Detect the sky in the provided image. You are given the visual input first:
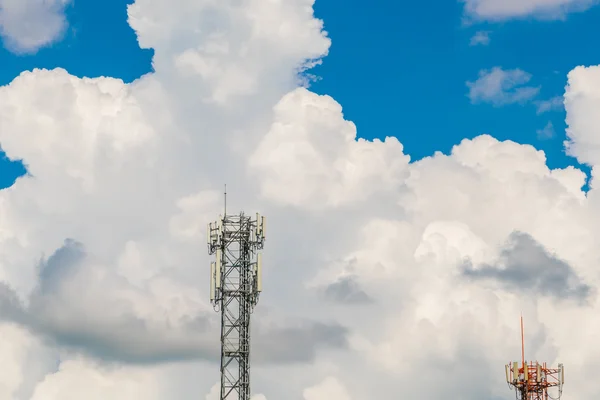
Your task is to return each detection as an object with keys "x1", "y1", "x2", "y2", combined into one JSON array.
[
  {"x1": 1, "y1": 0, "x2": 600, "y2": 399},
  {"x1": 2, "y1": 0, "x2": 600, "y2": 187},
  {"x1": 311, "y1": 0, "x2": 600, "y2": 171}
]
